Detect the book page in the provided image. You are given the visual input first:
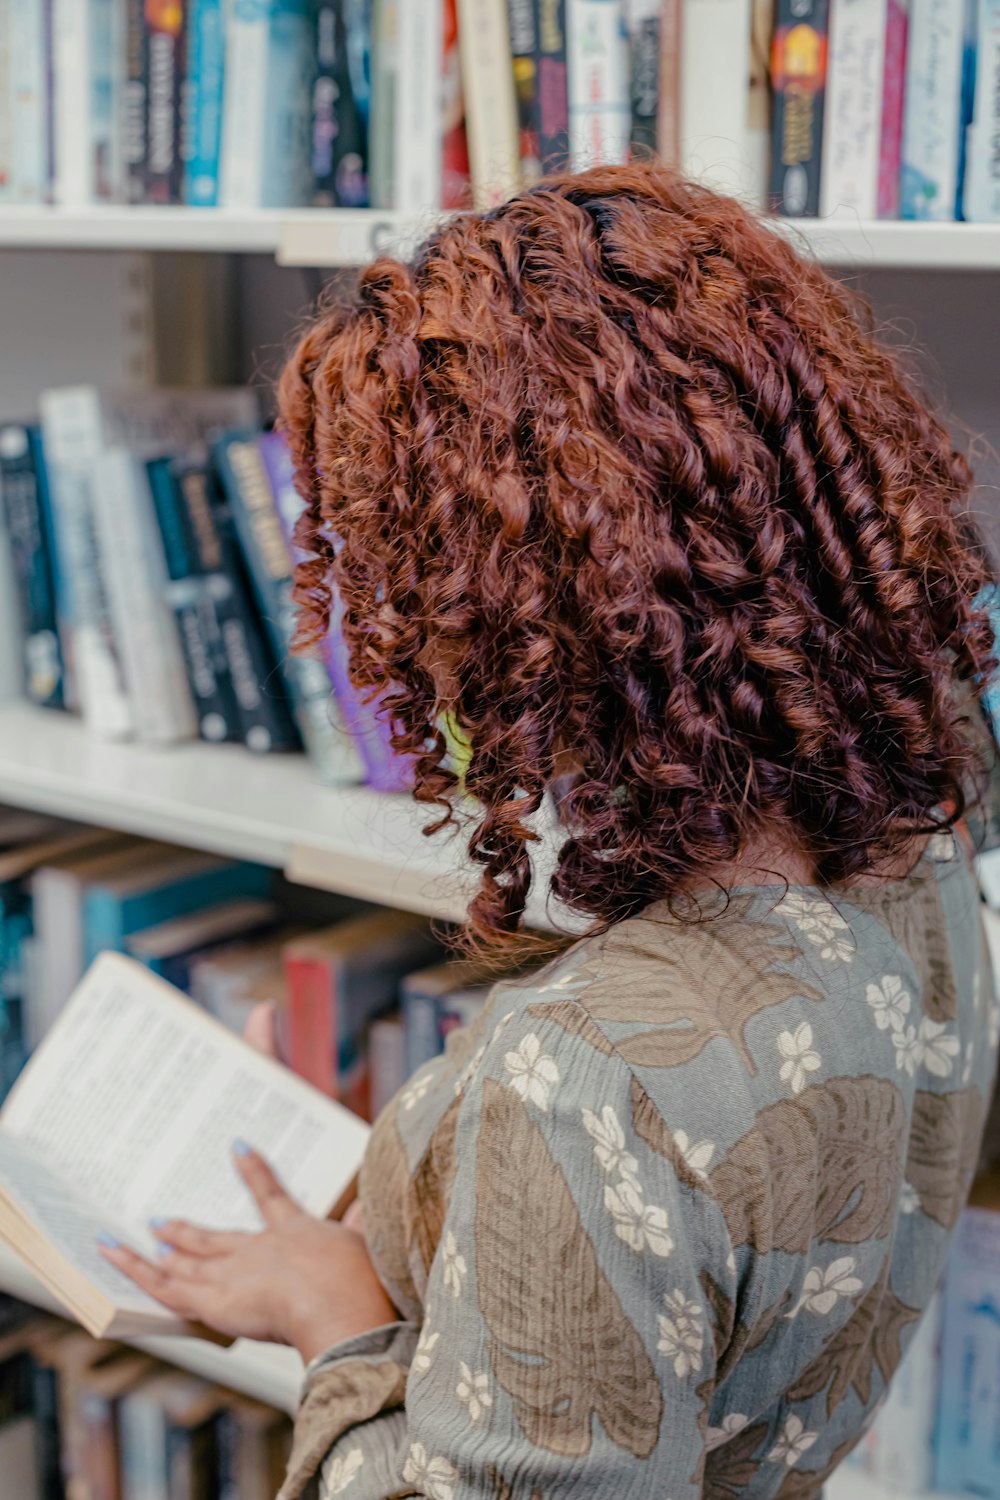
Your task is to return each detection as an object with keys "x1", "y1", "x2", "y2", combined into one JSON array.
[
  {"x1": 0, "y1": 1133, "x2": 166, "y2": 1316},
  {"x1": 1, "y1": 952, "x2": 369, "y2": 1238}
]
